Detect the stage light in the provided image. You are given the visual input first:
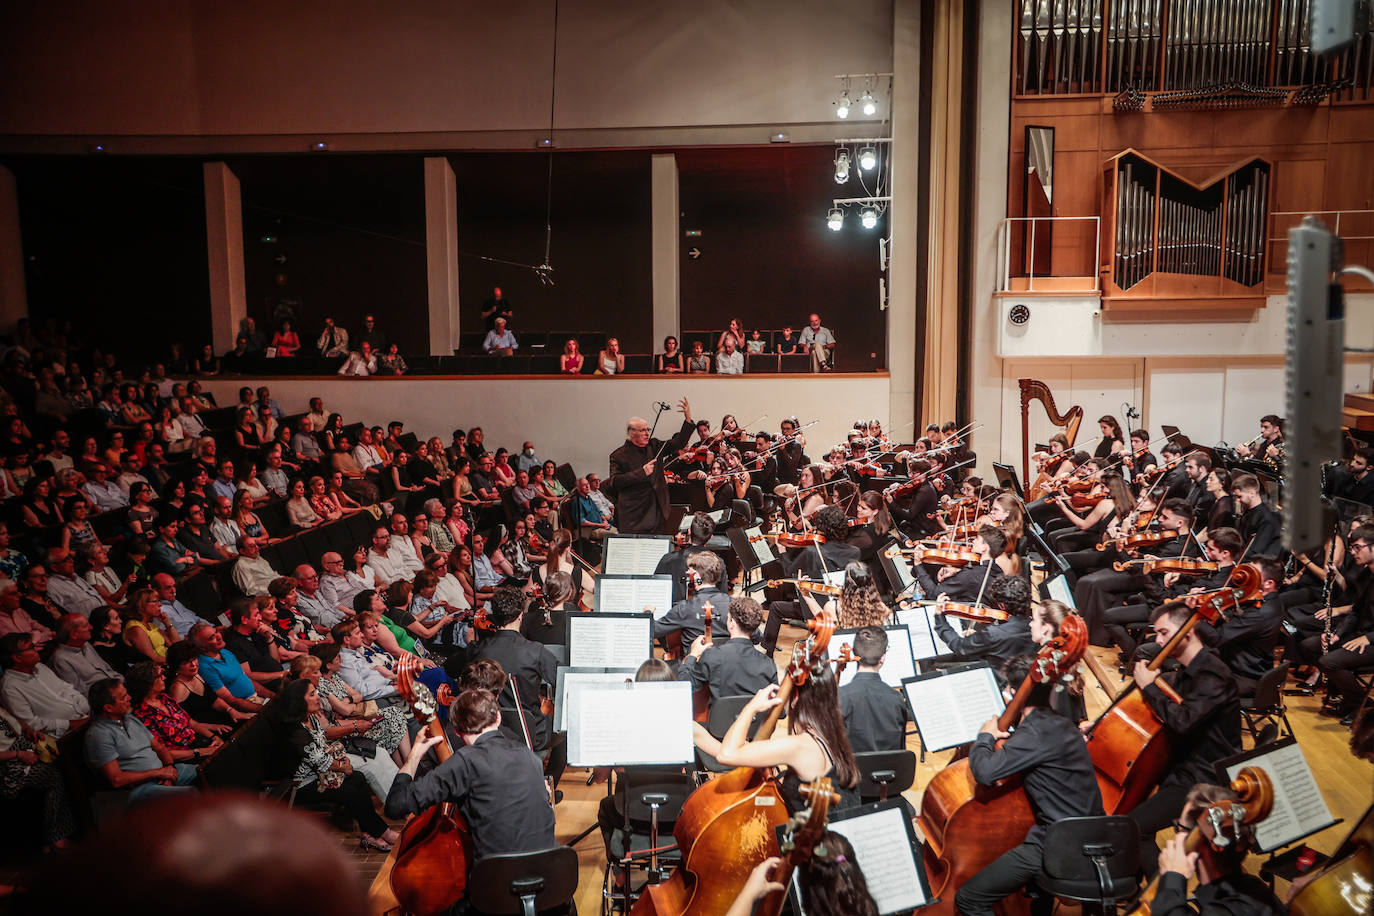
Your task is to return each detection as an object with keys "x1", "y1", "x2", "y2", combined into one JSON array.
[
  {"x1": 858, "y1": 147, "x2": 877, "y2": 170},
  {"x1": 834, "y1": 92, "x2": 852, "y2": 119},
  {"x1": 859, "y1": 90, "x2": 877, "y2": 117},
  {"x1": 860, "y1": 207, "x2": 878, "y2": 229},
  {"x1": 834, "y1": 150, "x2": 851, "y2": 184},
  {"x1": 827, "y1": 208, "x2": 844, "y2": 231}
]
